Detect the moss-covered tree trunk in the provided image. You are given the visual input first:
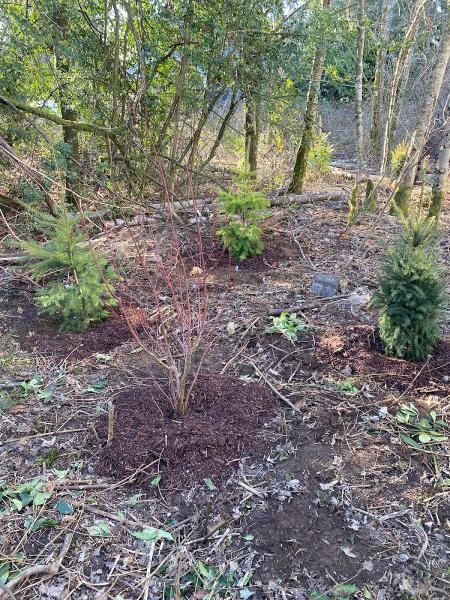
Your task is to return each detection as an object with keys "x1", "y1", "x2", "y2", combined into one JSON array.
[
  {"x1": 244, "y1": 95, "x2": 259, "y2": 175},
  {"x1": 288, "y1": 0, "x2": 329, "y2": 195},
  {"x1": 393, "y1": 11, "x2": 450, "y2": 214},
  {"x1": 428, "y1": 118, "x2": 450, "y2": 220},
  {"x1": 369, "y1": 0, "x2": 391, "y2": 158}
]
